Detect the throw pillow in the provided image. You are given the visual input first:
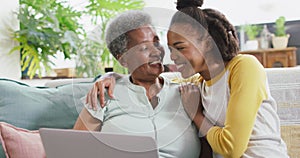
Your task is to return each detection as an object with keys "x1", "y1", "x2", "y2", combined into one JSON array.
[
  {"x1": 0, "y1": 122, "x2": 46, "y2": 158},
  {"x1": 0, "y1": 78, "x2": 93, "y2": 130}
]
